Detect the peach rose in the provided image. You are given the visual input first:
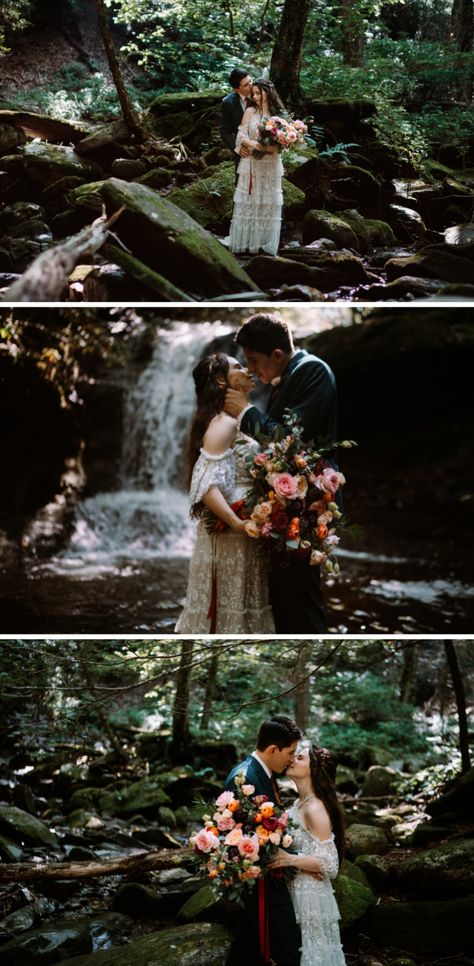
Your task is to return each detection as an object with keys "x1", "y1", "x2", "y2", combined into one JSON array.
[
  {"x1": 256, "y1": 826, "x2": 270, "y2": 842},
  {"x1": 240, "y1": 865, "x2": 261, "y2": 880},
  {"x1": 215, "y1": 791, "x2": 235, "y2": 810},
  {"x1": 238, "y1": 836, "x2": 260, "y2": 862},
  {"x1": 225, "y1": 826, "x2": 244, "y2": 845},
  {"x1": 192, "y1": 829, "x2": 219, "y2": 853},
  {"x1": 260, "y1": 802, "x2": 274, "y2": 817},
  {"x1": 269, "y1": 831, "x2": 282, "y2": 845},
  {"x1": 242, "y1": 784, "x2": 255, "y2": 796},
  {"x1": 296, "y1": 475, "x2": 308, "y2": 498},
  {"x1": 310, "y1": 549, "x2": 326, "y2": 566},
  {"x1": 317, "y1": 511, "x2": 333, "y2": 526},
  {"x1": 245, "y1": 521, "x2": 260, "y2": 539},
  {"x1": 319, "y1": 468, "x2": 346, "y2": 494},
  {"x1": 282, "y1": 833, "x2": 293, "y2": 848}
]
